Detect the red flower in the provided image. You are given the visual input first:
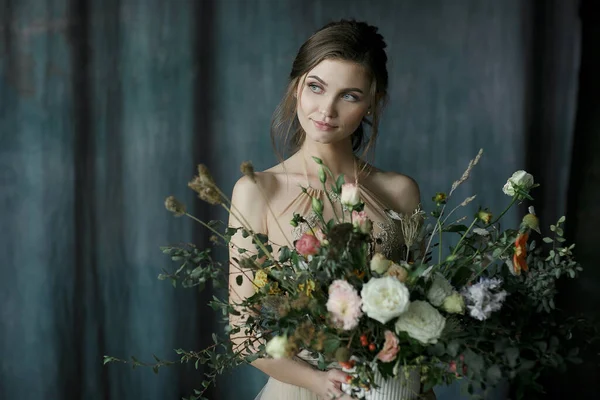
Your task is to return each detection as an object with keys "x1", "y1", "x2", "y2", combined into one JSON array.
[
  {"x1": 513, "y1": 232, "x2": 529, "y2": 275},
  {"x1": 295, "y1": 233, "x2": 320, "y2": 257}
]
